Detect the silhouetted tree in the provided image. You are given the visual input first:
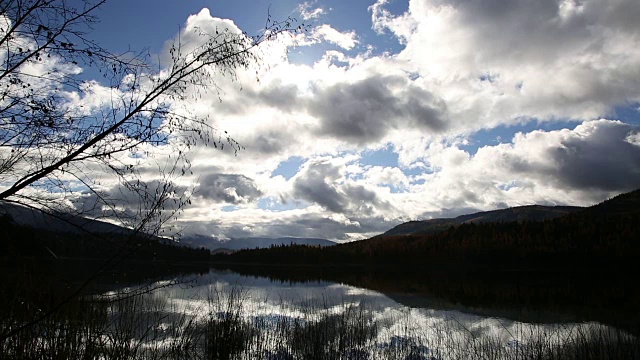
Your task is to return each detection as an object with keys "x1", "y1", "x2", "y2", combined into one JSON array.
[
  {"x1": 0, "y1": 0, "x2": 305, "y2": 342},
  {"x1": 0, "y1": 0, "x2": 303, "y2": 236}
]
